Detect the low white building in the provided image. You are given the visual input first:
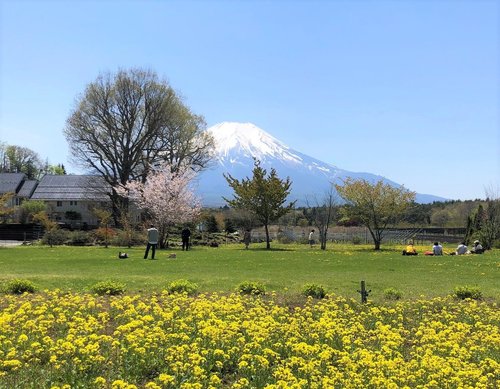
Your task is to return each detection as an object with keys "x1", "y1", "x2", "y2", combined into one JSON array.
[{"x1": 30, "y1": 175, "x2": 112, "y2": 228}]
